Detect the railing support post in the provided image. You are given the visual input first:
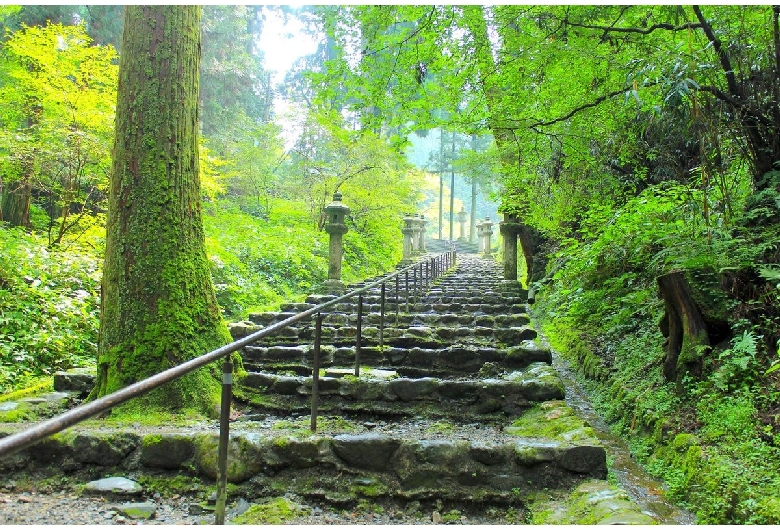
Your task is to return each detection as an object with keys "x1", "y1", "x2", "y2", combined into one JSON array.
[
  {"x1": 395, "y1": 275, "x2": 400, "y2": 327},
  {"x1": 379, "y1": 283, "x2": 386, "y2": 352},
  {"x1": 214, "y1": 356, "x2": 233, "y2": 525},
  {"x1": 405, "y1": 270, "x2": 410, "y2": 313},
  {"x1": 311, "y1": 313, "x2": 323, "y2": 432},
  {"x1": 355, "y1": 295, "x2": 363, "y2": 377}
]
